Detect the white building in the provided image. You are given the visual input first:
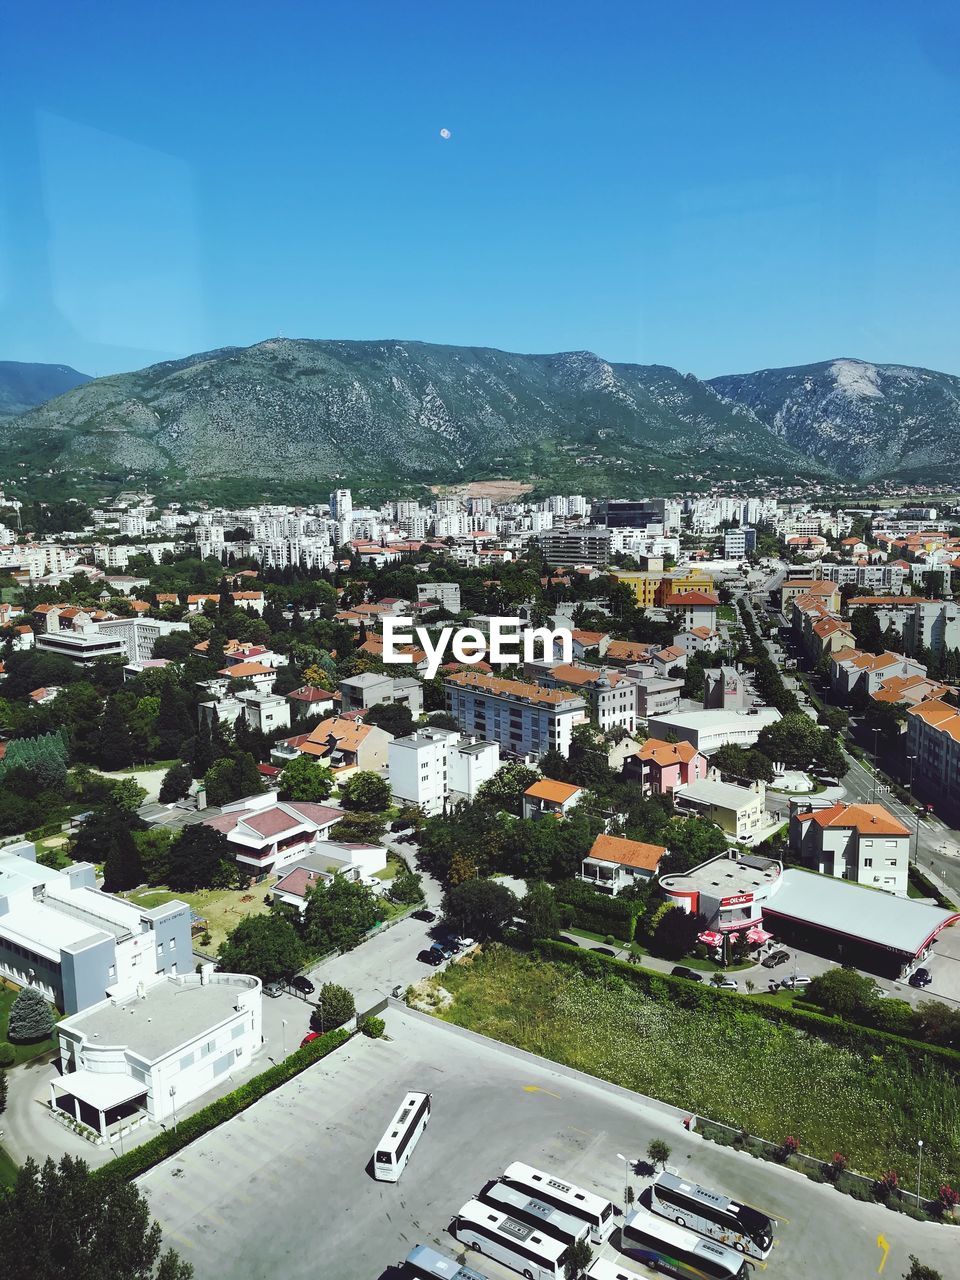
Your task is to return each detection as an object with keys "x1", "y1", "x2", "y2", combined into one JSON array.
[
  {"x1": 673, "y1": 778, "x2": 767, "y2": 843},
  {"x1": 52, "y1": 967, "x2": 262, "y2": 1142},
  {"x1": 646, "y1": 707, "x2": 781, "y2": 753},
  {"x1": 388, "y1": 726, "x2": 501, "y2": 815}
]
